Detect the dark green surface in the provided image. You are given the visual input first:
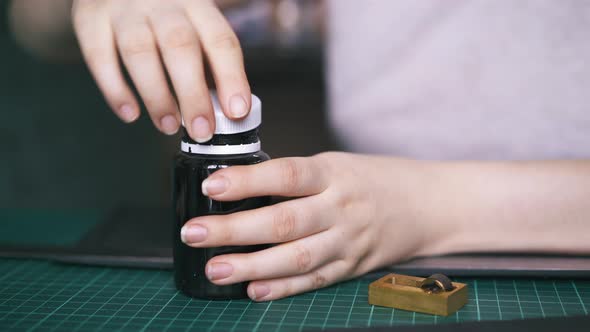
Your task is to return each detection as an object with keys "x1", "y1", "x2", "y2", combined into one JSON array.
[{"x1": 0, "y1": 259, "x2": 589, "y2": 331}]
